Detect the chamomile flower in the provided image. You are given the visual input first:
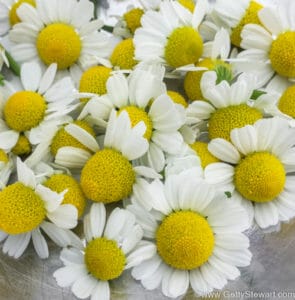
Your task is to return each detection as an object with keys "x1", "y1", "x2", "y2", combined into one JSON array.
[
  {"x1": 206, "y1": 117, "x2": 295, "y2": 229},
  {"x1": 237, "y1": 0, "x2": 295, "y2": 87},
  {"x1": 9, "y1": 0, "x2": 113, "y2": 81},
  {"x1": 54, "y1": 203, "x2": 144, "y2": 300},
  {"x1": 128, "y1": 173, "x2": 251, "y2": 298},
  {"x1": 79, "y1": 67, "x2": 186, "y2": 172},
  {"x1": 0, "y1": 61, "x2": 77, "y2": 155},
  {"x1": 0, "y1": 158, "x2": 79, "y2": 259}
]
